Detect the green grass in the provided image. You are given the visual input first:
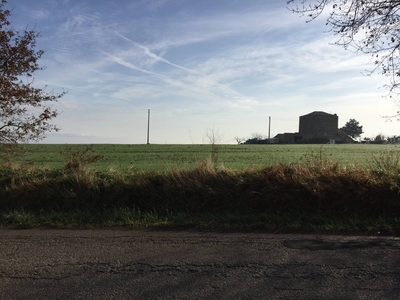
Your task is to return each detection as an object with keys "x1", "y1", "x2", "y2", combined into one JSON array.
[
  {"x1": 1, "y1": 143, "x2": 400, "y2": 235},
  {"x1": 10, "y1": 143, "x2": 400, "y2": 171},
  {"x1": 1, "y1": 209, "x2": 399, "y2": 235}
]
